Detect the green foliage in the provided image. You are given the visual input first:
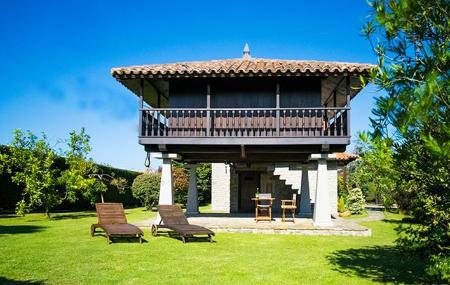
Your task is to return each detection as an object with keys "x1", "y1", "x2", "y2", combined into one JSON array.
[
  {"x1": 363, "y1": 0, "x2": 450, "y2": 264},
  {"x1": 346, "y1": 188, "x2": 365, "y2": 215},
  {"x1": 351, "y1": 132, "x2": 398, "y2": 207},
  {"x1": 337, "y1": 196, "x2": 346, "y2": 213},
  {"x1": 426, "y1": 254, "x2": 450, "y2": 283},
  {"x1": 59, "y1": 128, "x2": 98, "y2": 203},
  {"x1": 196, "y1": 163, "x2": 211, "y2": 204},
  {"x1": 0, "y1": 129, "x2": 133, "y2": 216},
  {"x1": 0, "y1": 130, "x2": 60, "y2": 216},
  {"x1": 173, "y1": 167, "x2": 189, "y2": 205},
  {"x1": 131, "y1": 173, "x2": 160, "y2": 209}
]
